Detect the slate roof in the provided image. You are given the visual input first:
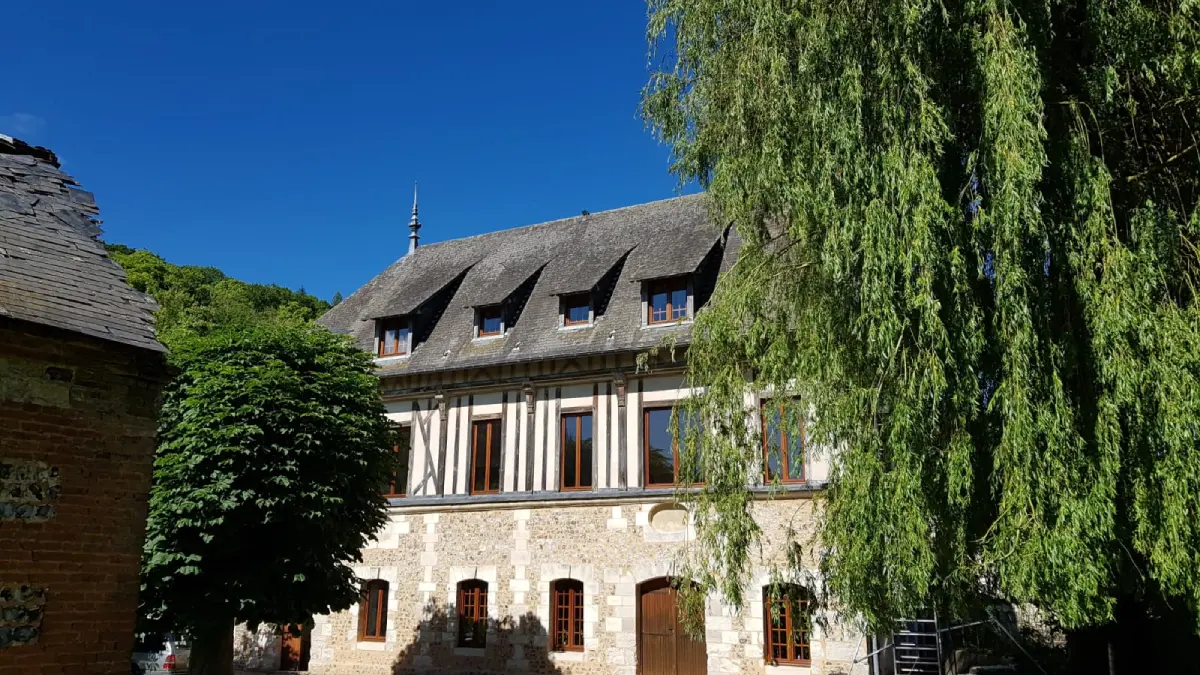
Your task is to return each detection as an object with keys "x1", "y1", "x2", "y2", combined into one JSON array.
[
  {"x1": 0, "y1": 136, "x2": 163, "y2": 352},
  {"x1": 320, "y1": 194, "x2": 738, "y2": 375}
]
